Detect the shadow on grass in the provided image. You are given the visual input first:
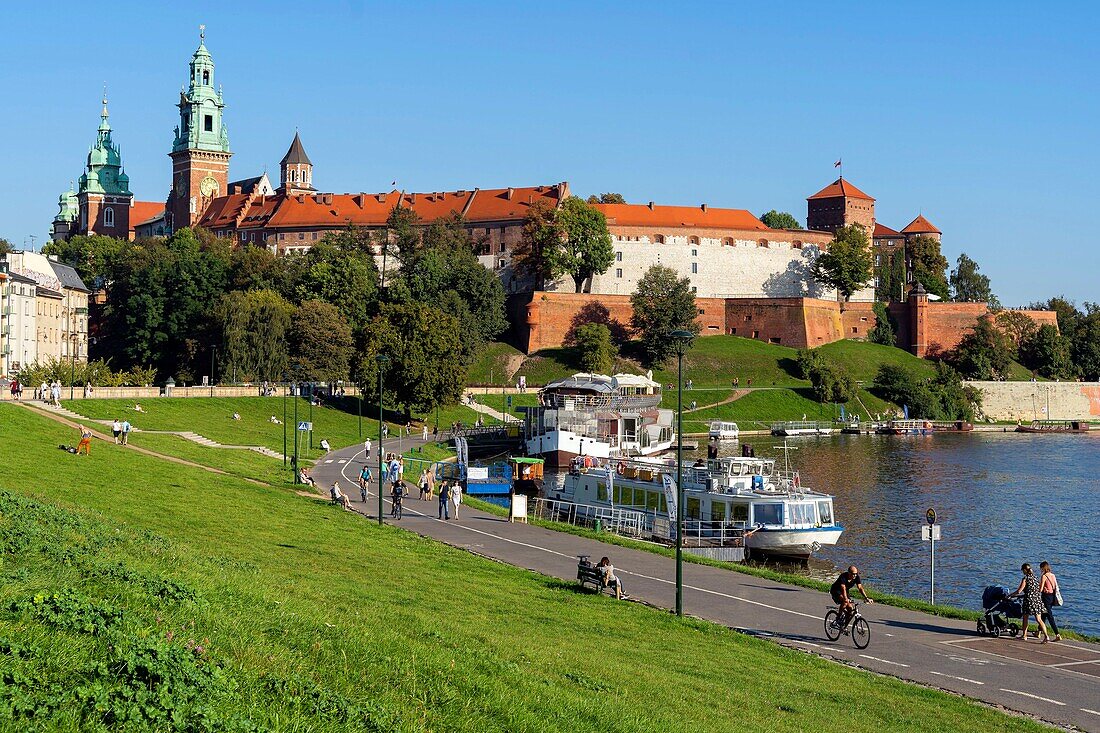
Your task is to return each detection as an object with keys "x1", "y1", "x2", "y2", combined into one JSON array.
[
  {"x1": 543, "y1": 578, "x2": 596, "y2": 596},
  {"x1": 777, "y1": 357, "x2": 803, "y2": 380}
]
